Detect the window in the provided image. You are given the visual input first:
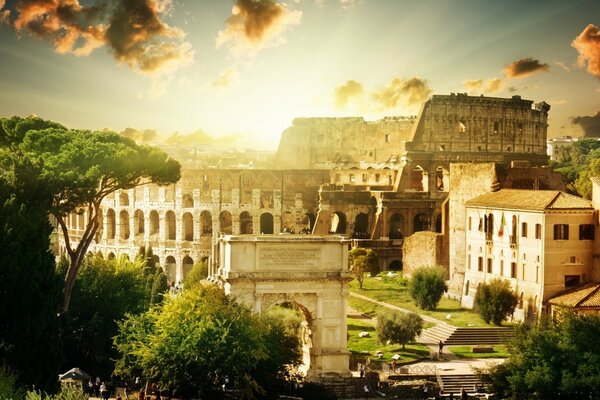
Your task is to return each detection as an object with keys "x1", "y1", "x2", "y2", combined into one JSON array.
[
  {"x1": 522, "y1": 263, "x2": 526, "y2": 280},
  {"x1": 385, "y1": 133, "x2": 391, "y2": 143},
  {"x1": 487, "y1": 258, "x2": 492, "y2": 273},
  {"x1": 554, "y1": 224, "x2": 569, "y2": 240},
  {"x1": 570, "y1": 256, "x2": 577, "y2": 263},
  {"x1": 478, "y1": 257, "x2": 483, "y2": 272},
  {"x1": 511, "y1": 262, "x2": 517, "y2": 278},
  {"x1": 468, "y1": 255, "x2": 472, "y2": 269},
  {"x1": 439, "y1": 145, "x2": 446, "y2": 151},
  {"x1": 500, "y1": 260, "x2": 504, "y2": 276},
  {"x1": 565, "y1": 275, "x2": 580, "y2": 288},
  {"x1": 536, "y1": 266, "x2": 540, "y2": 283},
  {"x1": 349, "y1": 174, "x2": 355, "y2": 183},
  {"x1": 375, "y1": 174, "x2": 380, "y2": 182},
  {"x1": 535, "y1": 223, "x2": 542, "y2": 239},
  {"x1": 468, "y1": 217, "x2": 472, "y2": 231},
  {"x1": 362, "y1": 174, "x2": 368, "y2": 183},
  {"x1": 493, "y1": 121, "x2": 499, "y2": 134},
  {"x1": 579, "y1": 224, "x2": 594, "y2": 240},
  {"x1": 521, "y1": 222, "x2": 528, "y2": 238}
]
